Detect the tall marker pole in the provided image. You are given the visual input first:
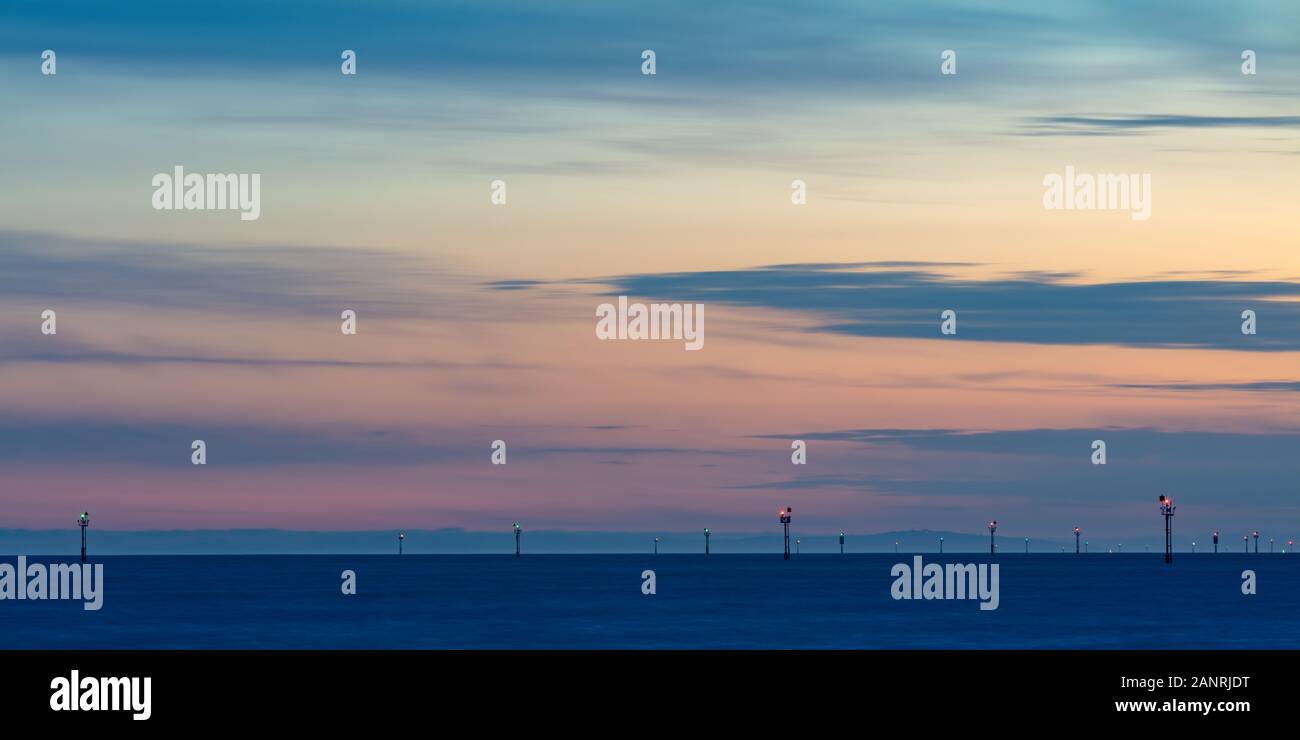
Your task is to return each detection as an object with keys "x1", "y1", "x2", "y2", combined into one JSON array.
[
  {"x1": 78, "y1": 512, "x2": 89, "y2": 563},
  {"x1": 1159, "y1": 495, "x2": 1175, "y2": 564},
  {"x1": 779, "y1": 509, "x2": 792, "y2": 560}
]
